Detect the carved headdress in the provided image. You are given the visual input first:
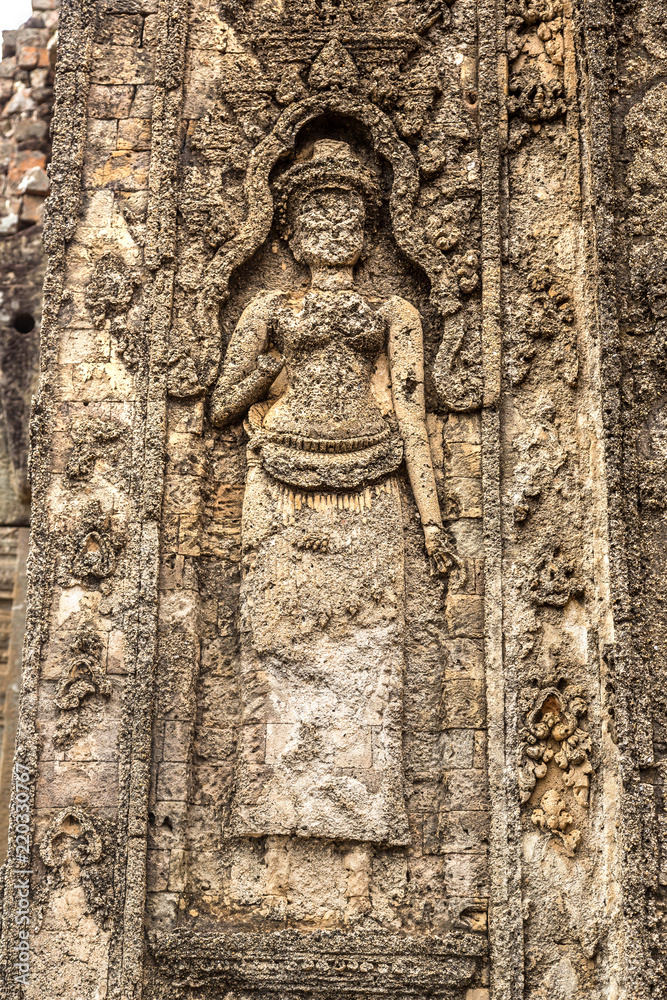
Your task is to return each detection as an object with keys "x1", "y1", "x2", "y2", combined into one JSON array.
[{"x1": 274, "y1": 139, "x2": 379, "y2": 236}]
